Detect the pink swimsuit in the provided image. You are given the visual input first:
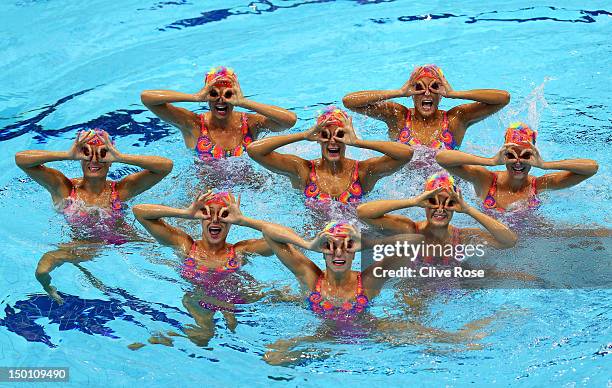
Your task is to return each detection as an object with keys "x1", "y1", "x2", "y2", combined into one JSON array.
[
  {"x1": 195, "y1": 113, "x2": 254, "y2": 160},
  {"x1": 62, "y1": 180, "x2": 127, "y2": 244}
]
